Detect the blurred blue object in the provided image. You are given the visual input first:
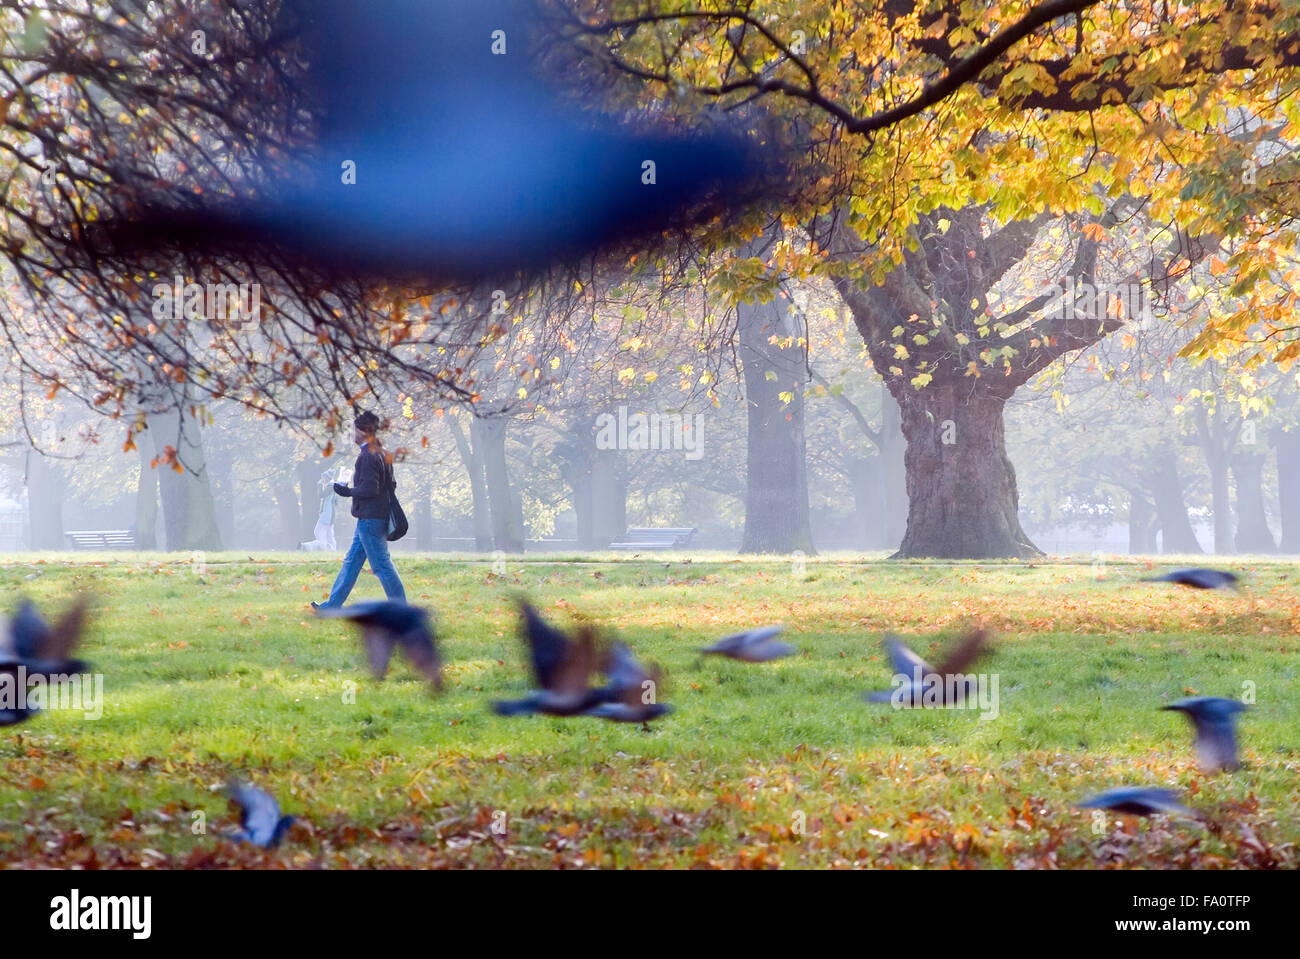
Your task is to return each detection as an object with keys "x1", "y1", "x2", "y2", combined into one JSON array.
[
  {"x1": 1162, "y1": 695, "x2": 1247, "y2": 772},
  {"x1": 1141, "y1": 567, "x2": 1240, "y2": 590},
  {"x1": 104, "y1": 0, "x2": 777, "y2": 281},
  {"x1": 1076, "y1": 787, "x2": 1193, "y2": 818}
]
